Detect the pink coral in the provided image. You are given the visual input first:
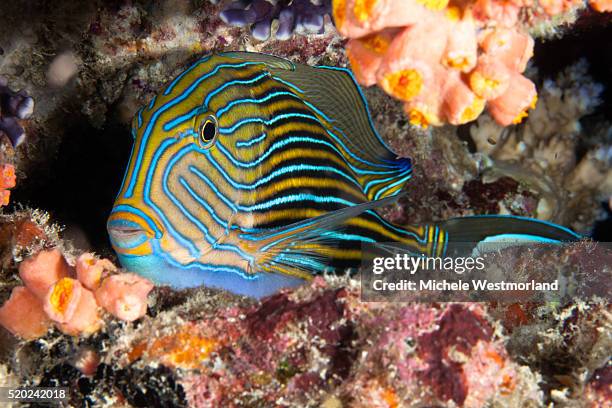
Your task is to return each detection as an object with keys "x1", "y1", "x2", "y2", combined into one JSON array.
[
  {"x1": 19, "y1": 248, "x2": 72, "y2": 299},
  {"x1": 1, "y1": 247, "x2": 154, "y2": 340},
  {"x1": 0, "y1": 286, "x2": 51, "y2": 339},
  {"x1": 44, "y1": 277, "x2": 102, "y2": 335},
  {"x1": 76, "y1": 252, "x2": 117, "y2": 290},
  {"x1": 334, "y1": 0, "x2": 604, "y2": 127},
  {"x1": 488, "y1": 72, "x2": 537, "y2": 126},
  {"x1": 95, "y1": 273, "x2": 153, "y2": 322}
]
